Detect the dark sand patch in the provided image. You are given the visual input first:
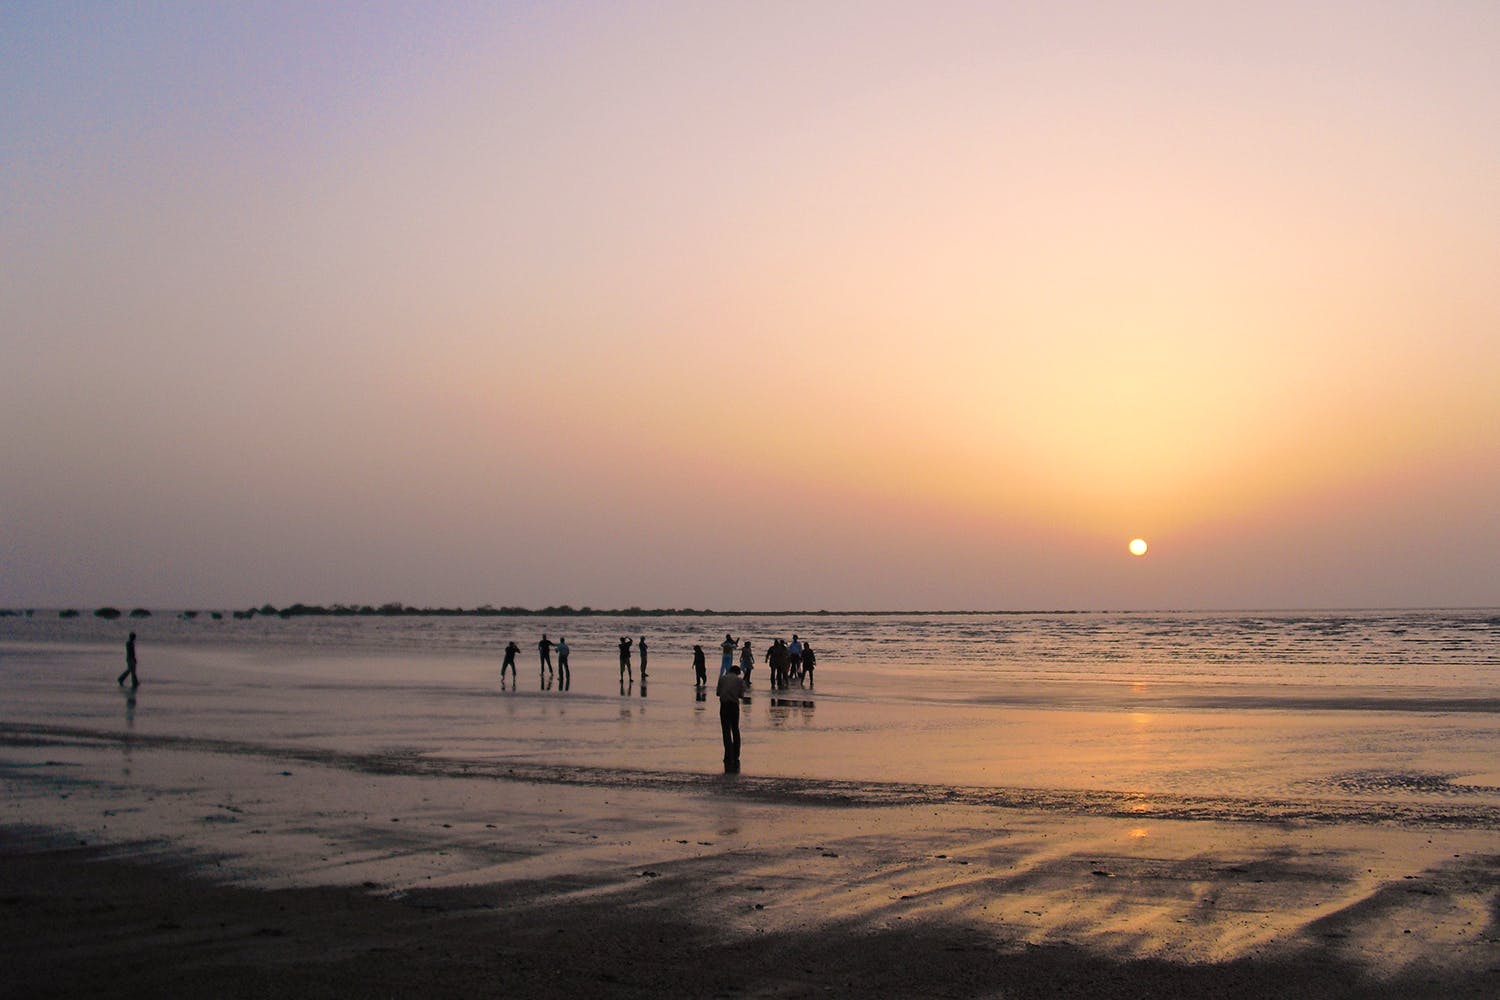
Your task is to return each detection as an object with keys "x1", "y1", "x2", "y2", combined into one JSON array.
[{"x1": 3, "y1": 828, "x2": 1498, "y2": 999}]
